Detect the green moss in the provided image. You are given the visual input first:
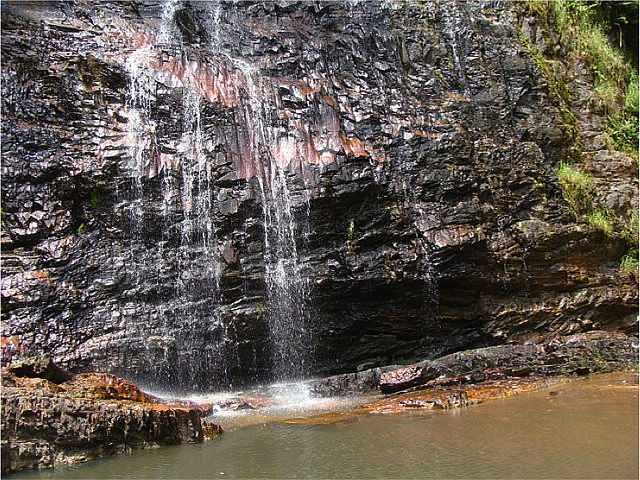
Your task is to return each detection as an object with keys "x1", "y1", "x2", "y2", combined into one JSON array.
[
  {"x1": 518, "y1": 29, "x2": 581, "y2": 158},
  {"x1": 555, "y1": 163, "x2": 594, "y2": 216}
]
